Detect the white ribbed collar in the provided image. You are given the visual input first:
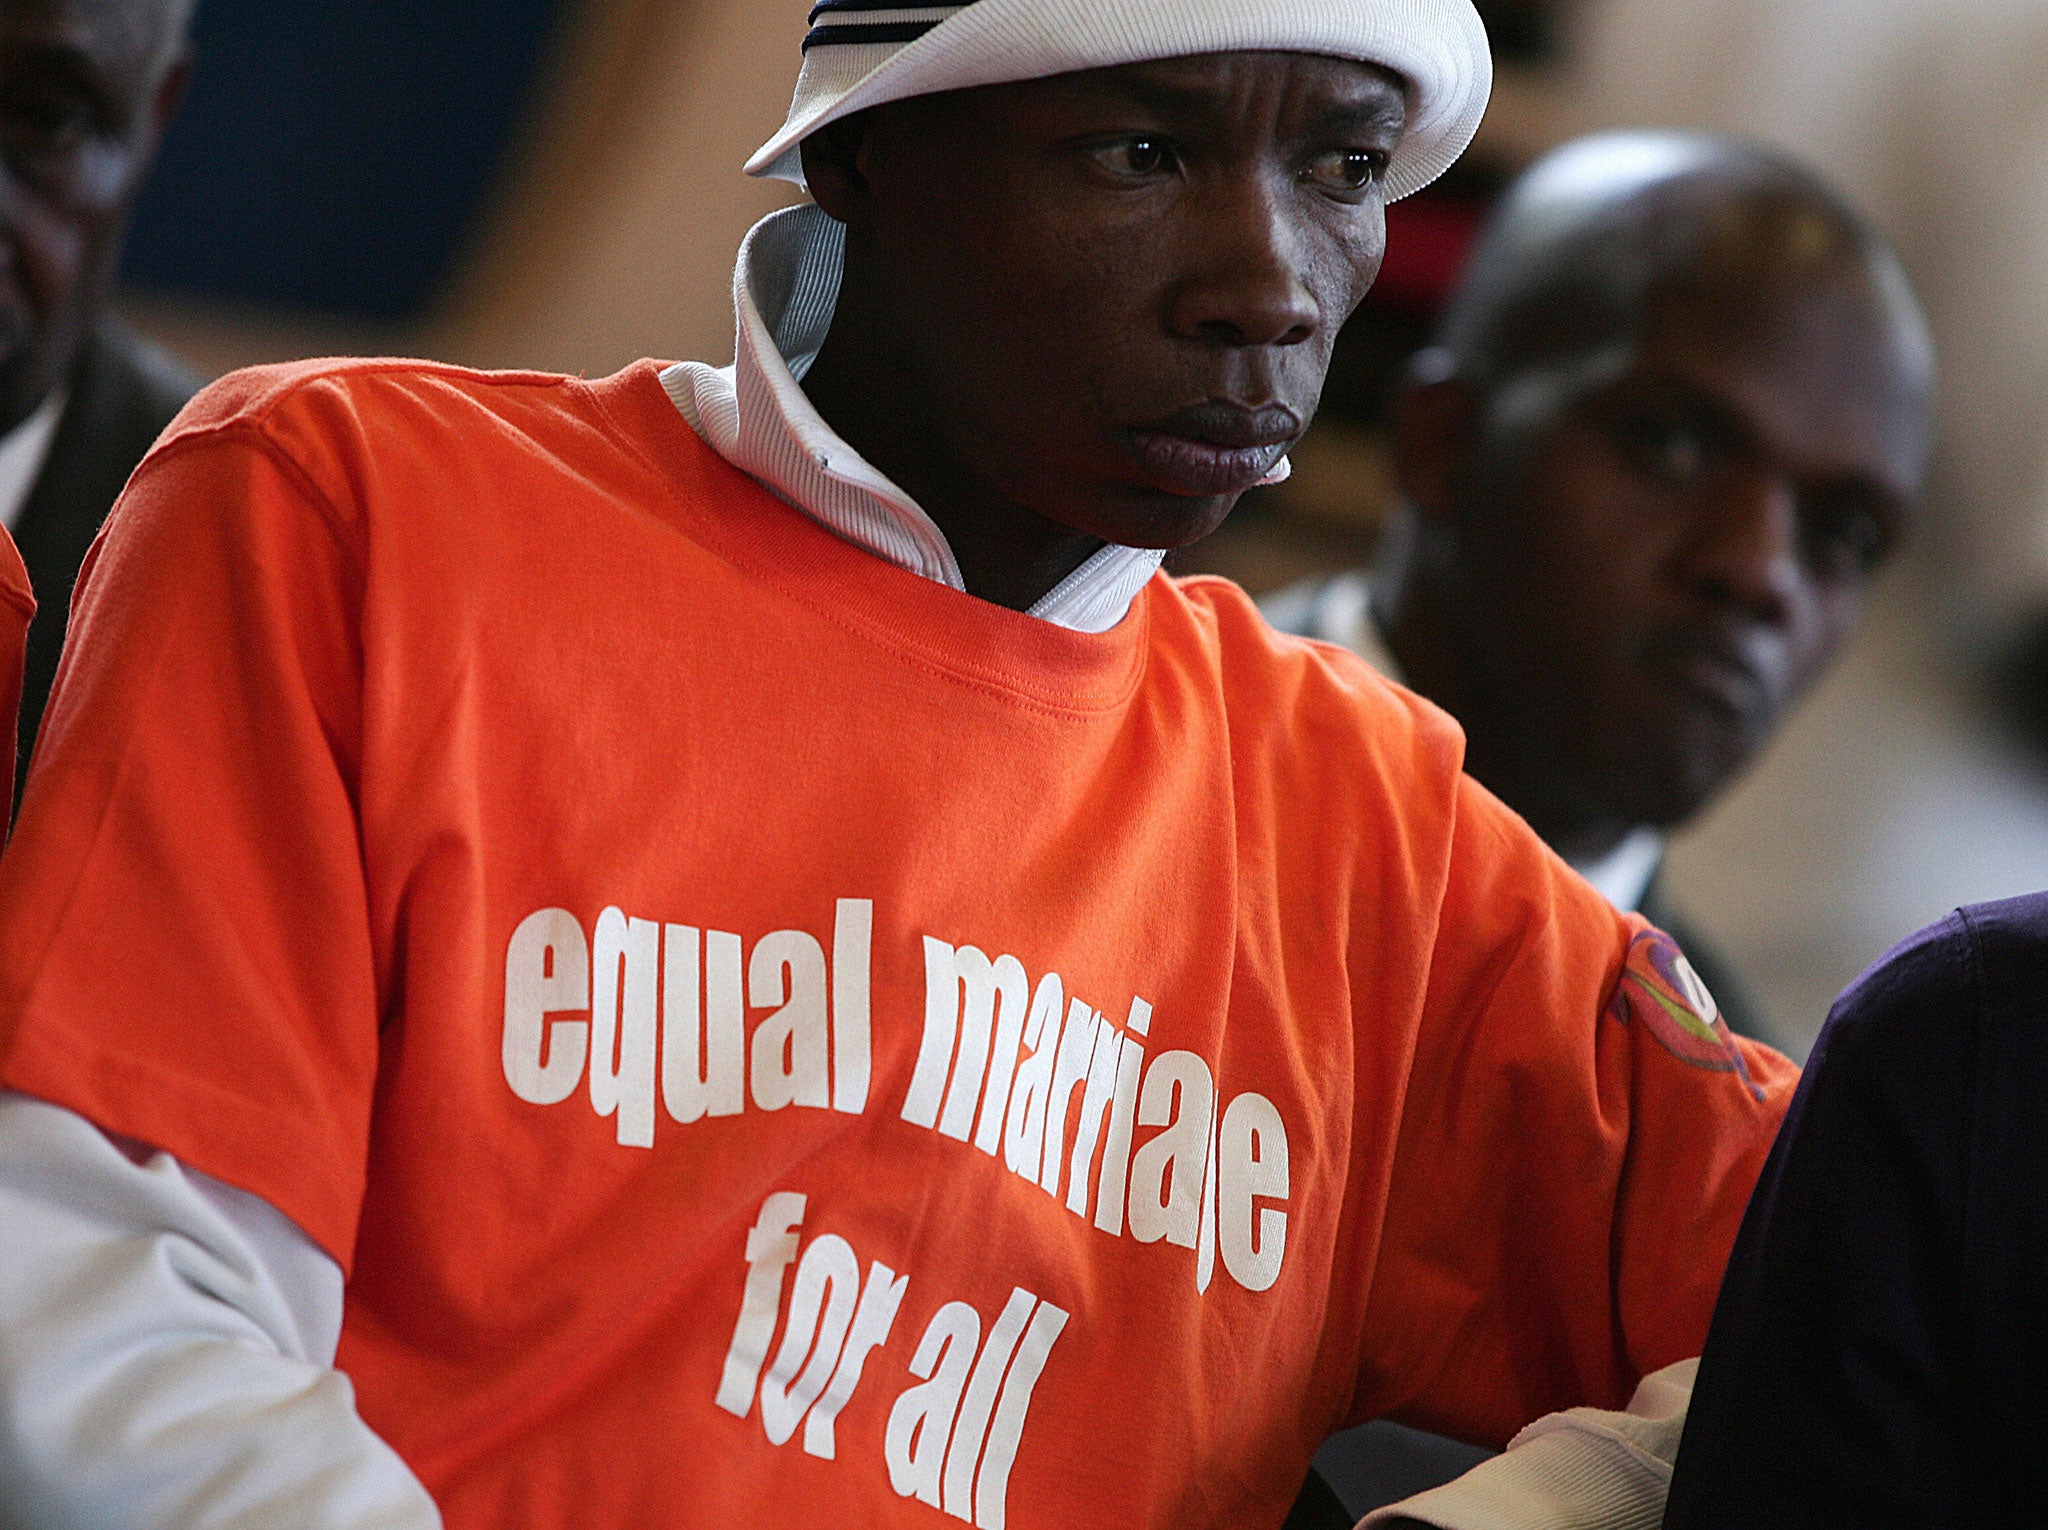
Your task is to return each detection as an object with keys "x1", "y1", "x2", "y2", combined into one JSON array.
[{"x1": 663, "y1": 203, "x2": 1189, "y2": 634}]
